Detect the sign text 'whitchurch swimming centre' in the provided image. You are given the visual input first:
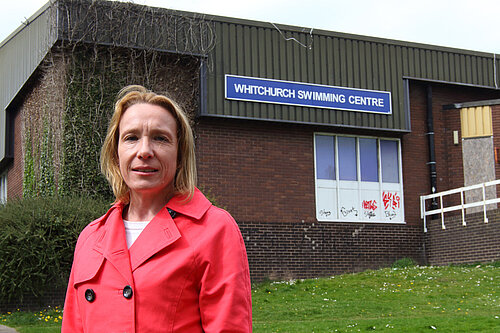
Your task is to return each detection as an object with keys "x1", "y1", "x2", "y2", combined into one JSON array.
[{"x1": 225, "y1": 75, "x2": 392, "y2": 114}]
